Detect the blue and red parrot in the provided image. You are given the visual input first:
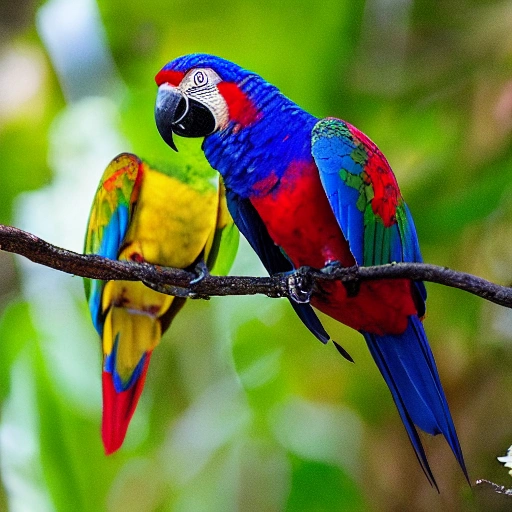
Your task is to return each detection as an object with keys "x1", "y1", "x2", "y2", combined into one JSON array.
[
  {"x1": 153, "y1": 54, "x2": 468, "y2": 486},
  {"x1": 84, "y1": 151, "x2": 238, "y2": 454}
]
